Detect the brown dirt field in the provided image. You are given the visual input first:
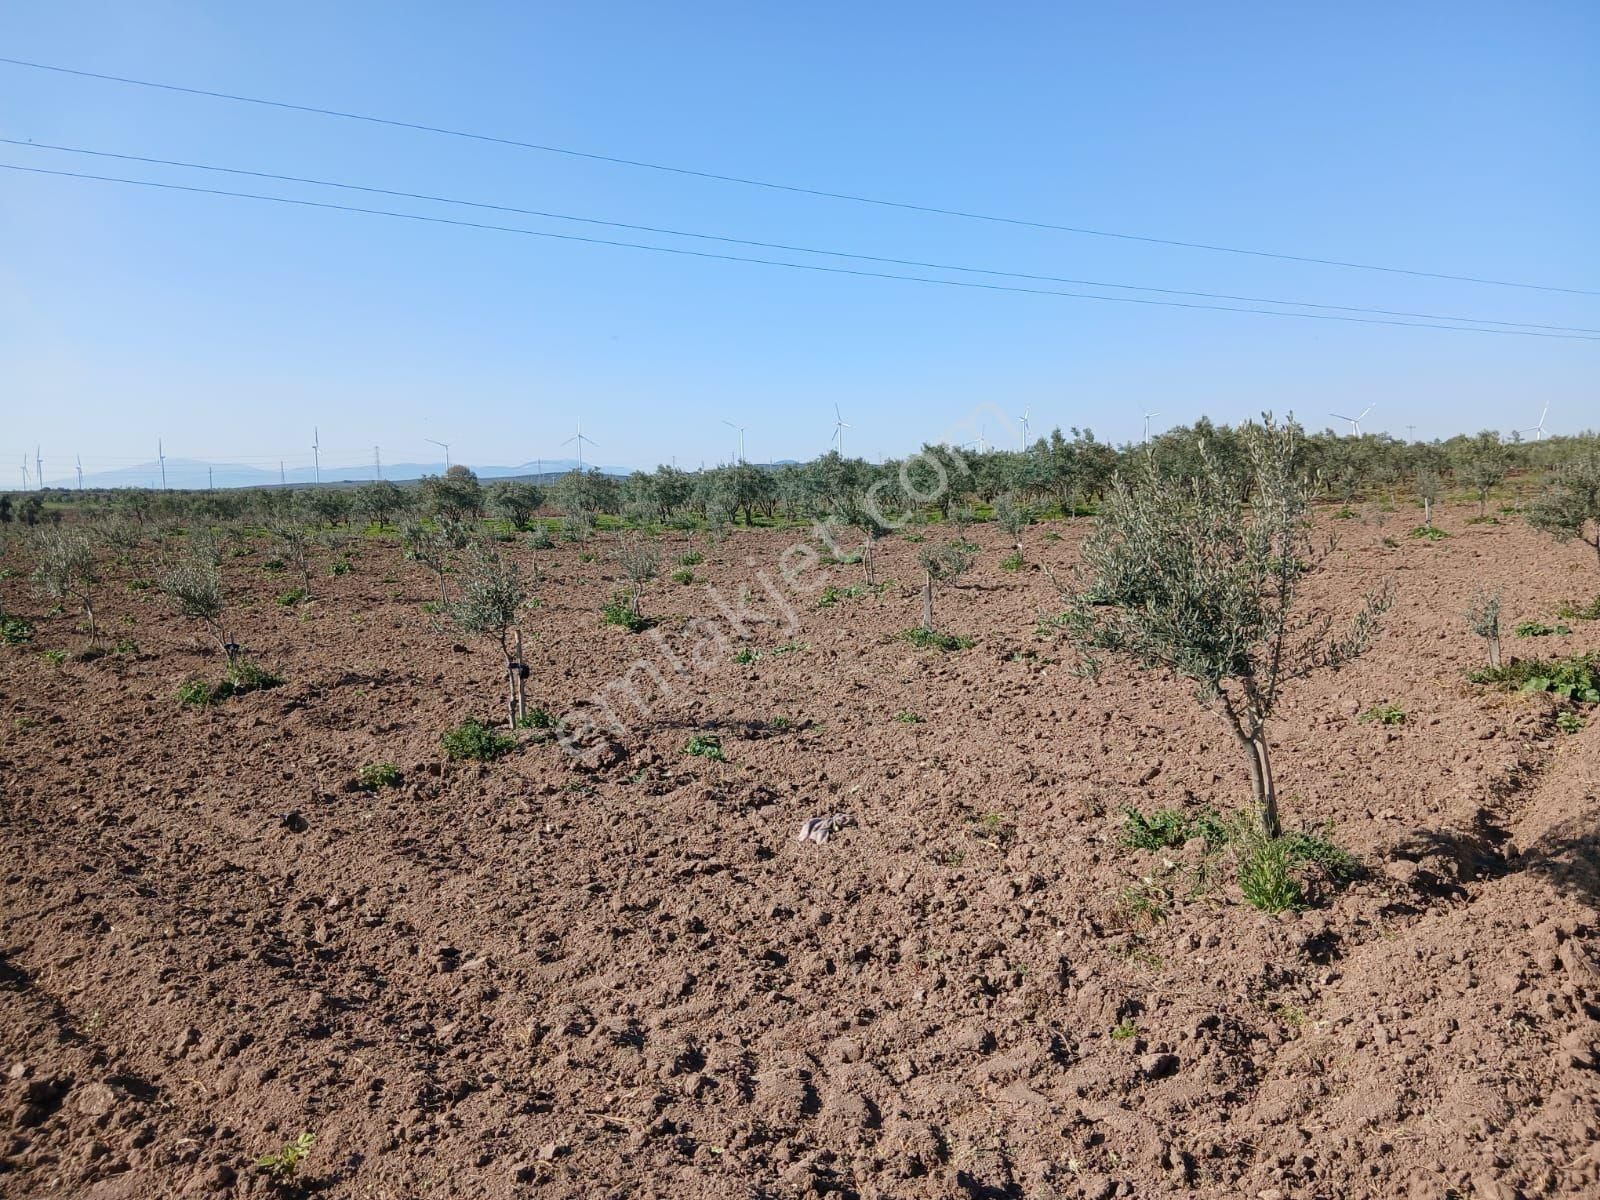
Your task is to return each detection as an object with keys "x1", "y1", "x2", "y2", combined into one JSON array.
[{"x1": 2, "y1": 503, "x2": 1599, "y2": 1200}]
